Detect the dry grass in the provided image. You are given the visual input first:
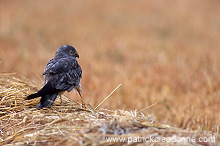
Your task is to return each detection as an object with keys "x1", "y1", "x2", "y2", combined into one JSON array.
[
  {"x1": 0, "y1": 0, "x2": 220, "y2": 145},
  {"x1": 0, "y1": 74, "x2": 219, "y2": 145}
]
